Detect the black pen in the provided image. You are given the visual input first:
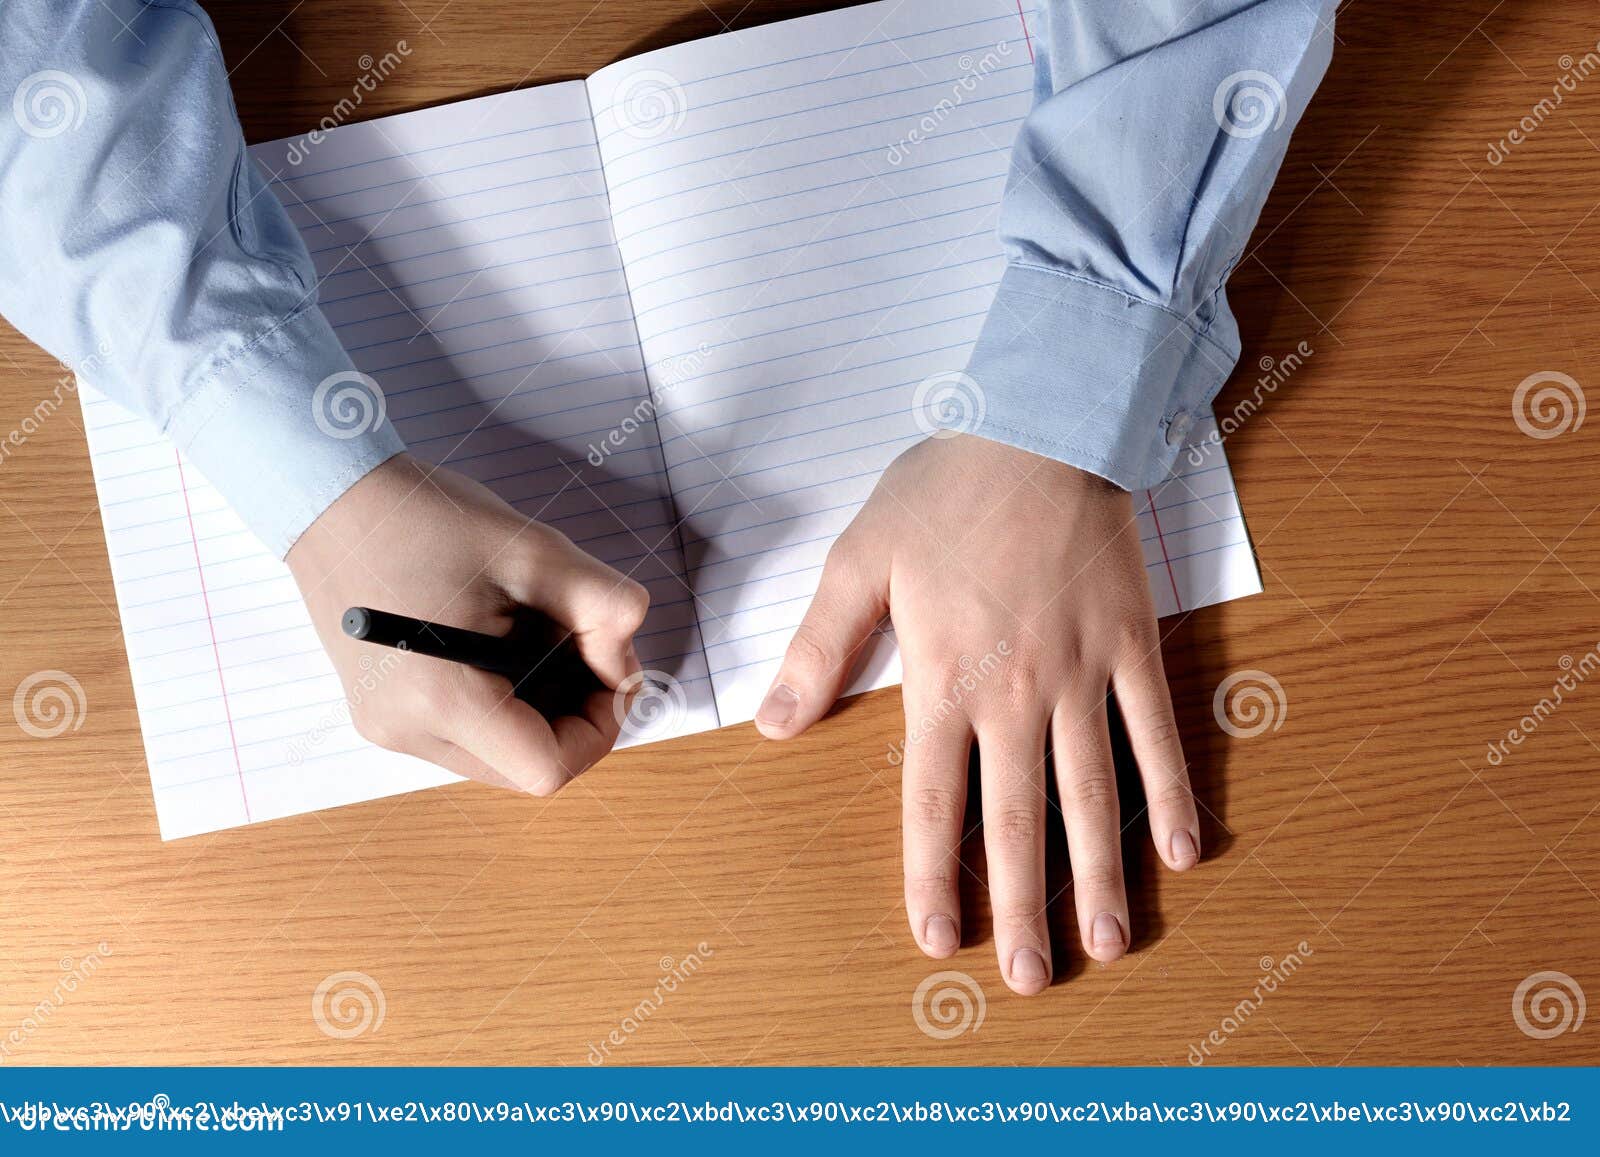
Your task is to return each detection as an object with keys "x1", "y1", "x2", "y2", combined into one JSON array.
[{"x1": 341, "y1": 606, "x2": 601, "y2": 712}]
